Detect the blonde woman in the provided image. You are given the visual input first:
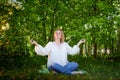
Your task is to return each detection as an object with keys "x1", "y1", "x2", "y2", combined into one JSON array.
[{"x1": 30, "y1": 29, "x2": 85, "y2": 75}]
